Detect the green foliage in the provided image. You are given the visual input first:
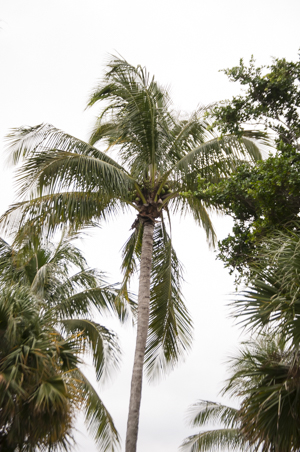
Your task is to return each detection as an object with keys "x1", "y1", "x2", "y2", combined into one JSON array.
[
  {"x1": 196, "y1": 152, "x2": 300, "y2": 281},
  {"x1": 224, "y1": 337, "x2": 300, "y2": 452},
  {"x1": 0, "y1": 232, "x2": 121, "y2": 451},
  {"x1": 180, "y1": 400, "x2": 247, "y2": 452},
  {"x1": 213, "y1": 55, "x2": 300, "y2": 152},
  {"x1": 233, "y1": 229, "x2": 300, "y2": 344}
]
